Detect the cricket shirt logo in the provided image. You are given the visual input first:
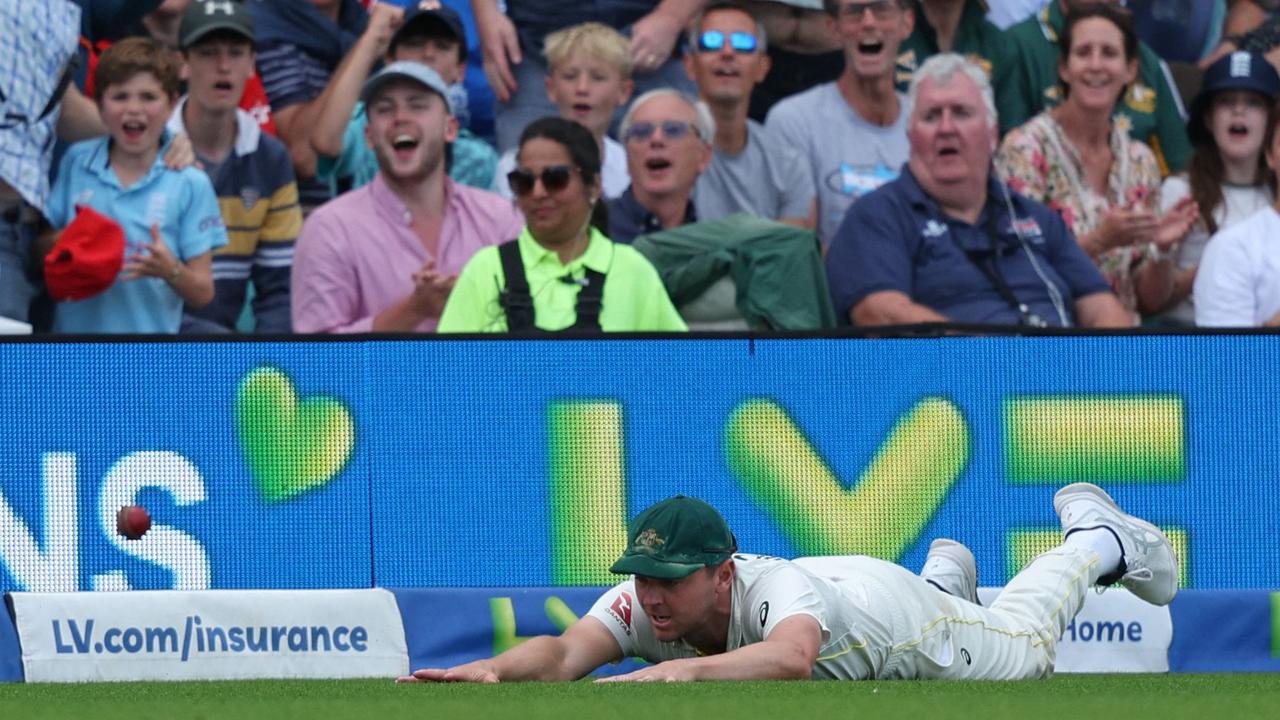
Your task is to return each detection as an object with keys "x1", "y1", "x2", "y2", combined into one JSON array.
[
  {"x1": 608, "y1": 592, "x2": 634, "y2": 635},
  {"x1": 240, "y1": 187, "x2": 261, "y2": 210},
  {"x1": 759, "y1": 601, "x2": 769, "y2": 628}
]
